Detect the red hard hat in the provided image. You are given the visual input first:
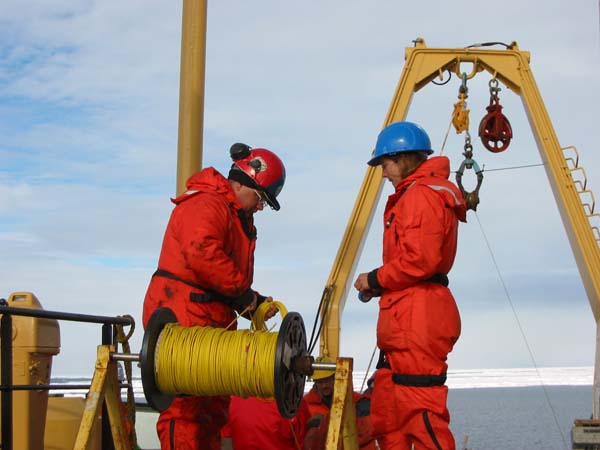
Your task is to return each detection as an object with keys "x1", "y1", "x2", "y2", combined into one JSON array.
[{"x1": 229, "y1": 143, "x2": 286, "y2": 210}]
